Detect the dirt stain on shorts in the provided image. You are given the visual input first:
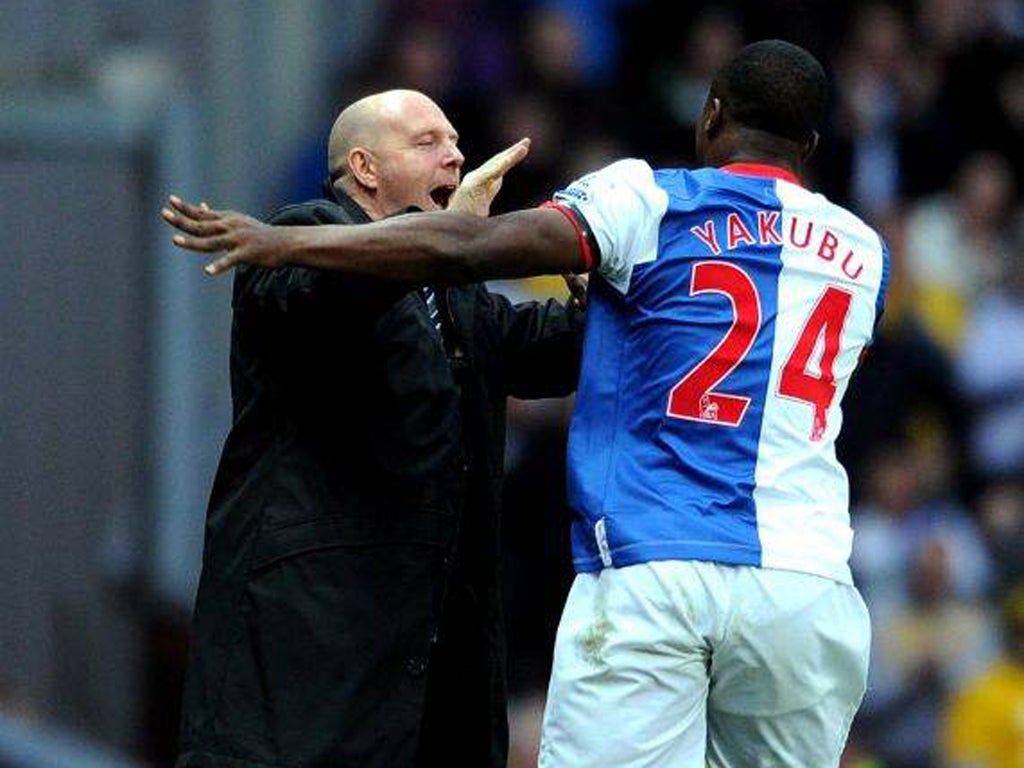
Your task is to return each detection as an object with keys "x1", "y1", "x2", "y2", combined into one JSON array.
[
  {"x1": 575, "y1": 579, "x2": 612, "y2": 666},
  {"x1": 575, "y1": 617, "x2": 613, "y2": 665}
]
